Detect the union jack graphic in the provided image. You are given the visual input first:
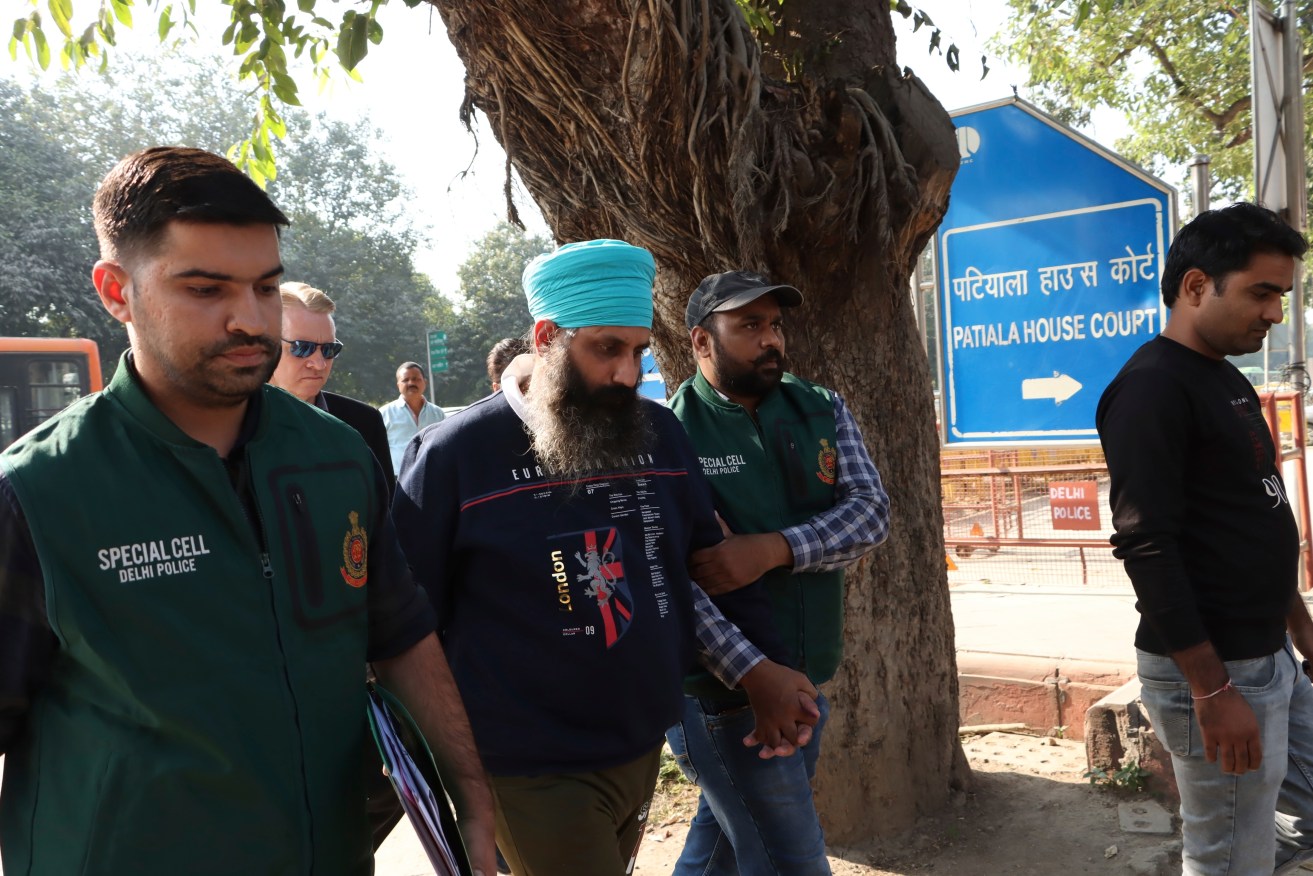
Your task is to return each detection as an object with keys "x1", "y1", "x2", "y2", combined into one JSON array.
[{"x1": 565, "y1": 527, "x2": 633, "y2": 648}]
